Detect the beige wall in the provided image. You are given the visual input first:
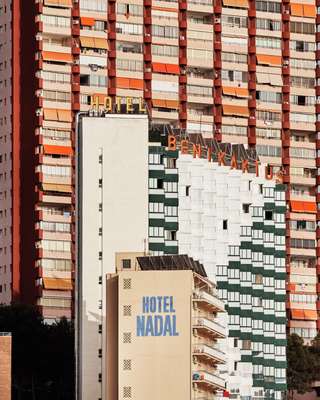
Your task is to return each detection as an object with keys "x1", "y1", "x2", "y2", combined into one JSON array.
[
  {"x1": 0, "y1": 335, "x2": 11, "y2": 400},
  {"x1": 117, "y1": 270, "x2": 193, "y2": 400}
]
